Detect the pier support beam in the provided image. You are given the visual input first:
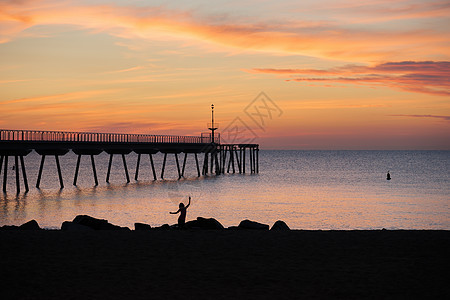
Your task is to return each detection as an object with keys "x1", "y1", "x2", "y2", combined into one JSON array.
[
  {"x1": 175, "y1": 153, "x2": 181, "y2": 179},
  {"x1": 3, "y1": 155, "x2": 8, "y2": 192},
  {"x1": 122, "y1": 154, "x2": 130, "y2": 183},
  {"x1": 149, "y1": 154, "x2": 157, "y2": 180},
  {"x1": 240, "y1": 148, "x2": 243, "y2": 173},
  {"x1": 36, "y1": 155, "x2": 45, "y2": 188},
  {"x1": 15, "y1": 156, "x2": 20, "y2": 193},
  {"x1": 73, "y1": 154, "x2": 81, "y2": 185},
  {"x1": 256, "y1": 147, "x2": 259, "y2": 173},
  {"x1": 194, "y1": 153, "x2": 200, "y2": 177},
  {"x1": 215, "y1": 152, "x2": 221, "y2": 175},
  {"x1": 106, "y1": 154, "x2": 113, "y2": 183},
  {"x1": 243, "y1": 148, "x2": 246, "y2": 173},
  {"x1": 20, "y1": 156, "x2": 29, "y2": 192},
  {"x1": 105, "y1": 151, "x2": 131, "y2": 183},
  {"x1": 181, "y1": 153, "x2": 188, "y2": 178},
  {"x1": 249, "y1": 148, "x2": 253, "y2": 174},
  {"x1": 55, "y1": 155, "x2": 64, "y2": 189},
  {"x1": 91, "y1": 155, "x2": 98, "y2": 186},
  {"x1": 202, "y1": 153, "x2": 208, "y2": 175},
  {"x1": 221, "y1": 148, "x2": 227, "y2": 174},
  {"x1": 35, "y1": 151, "x2": 67, "y2": 189},
  {"x1": 134, "y1": 153, "x2": 141, "y2": 181},
  {"x1": 161, "y1": 153, "x2": 167, "y2": 179},
  {"x1": 133, "y1": 150, "x2": 158, "y2": 181},
  {"x1": 1, "y1": 152, "x2": 30, "y2": 193}
]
